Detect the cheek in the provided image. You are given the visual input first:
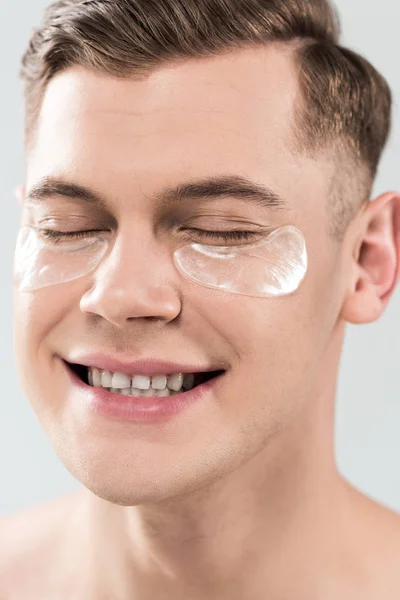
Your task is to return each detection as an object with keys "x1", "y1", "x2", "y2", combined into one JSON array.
[
  {"x1": 198, "y1": 268, "x2": 336, "y2": 401},
  {"x1": 13, "y1": 284, "x2": 87, "y2": 434},
  {"x1": 240, "y1": 300, "x2": 318, "y2": 393},
  {"x1": 203, "y1": 290, "x2": 319, "y2": 365},
  {"x1": 187, "y1": 291, "x2": 322, "y2": 448},
  {"x1": 13, "y1": 285, "x2": 78, "y2": 386}
]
